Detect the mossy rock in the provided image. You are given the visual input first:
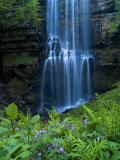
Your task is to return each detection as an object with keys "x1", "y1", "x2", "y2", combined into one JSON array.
[
  {"x1": 3, "y1": 54, "x2": 35, "y2": 66},
  {"x1": 7, "y1": 78, "x2": 26, "y2": 98}
]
